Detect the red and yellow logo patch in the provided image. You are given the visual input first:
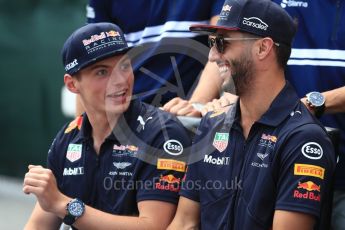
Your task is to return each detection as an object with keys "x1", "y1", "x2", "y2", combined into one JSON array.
[
  {"x1": 157, "y1": 159, "x2": 186, "y2": 172},
  {"x1": 64, "y1": 116, "x2": 83, "y2": 133},
  {"x1": 294, "y1": 164, "x2": 325, "y2": 179}
]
